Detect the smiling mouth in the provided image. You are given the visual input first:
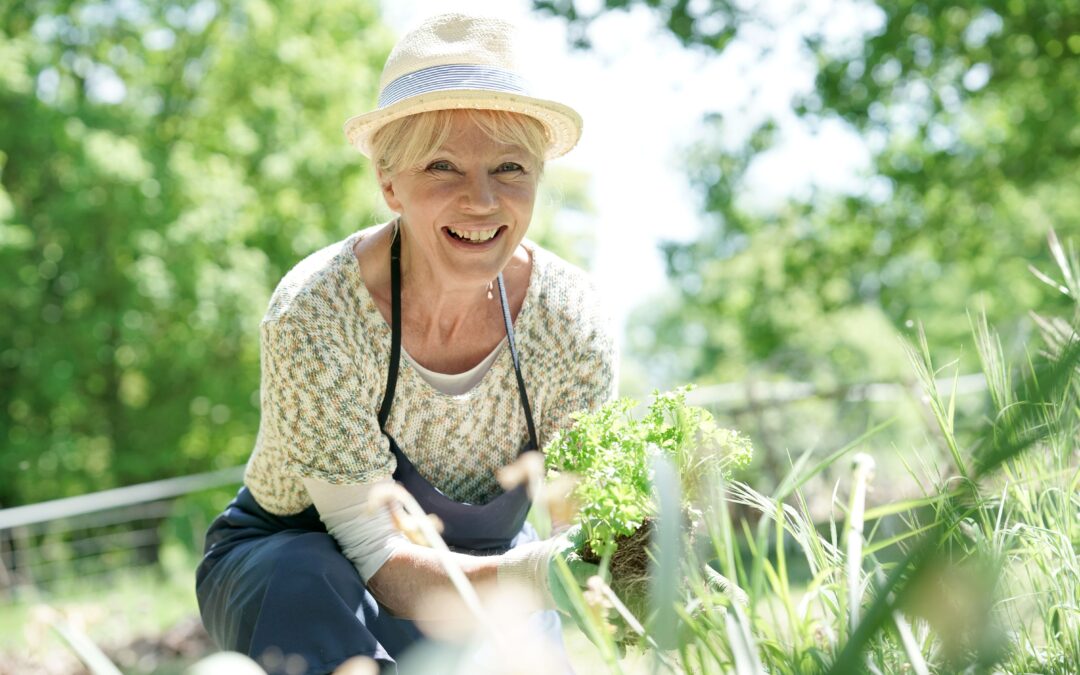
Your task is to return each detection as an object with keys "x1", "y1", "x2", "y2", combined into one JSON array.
[{"x1": 445, "y1": 226, "x2": 504, "y2": 243}]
